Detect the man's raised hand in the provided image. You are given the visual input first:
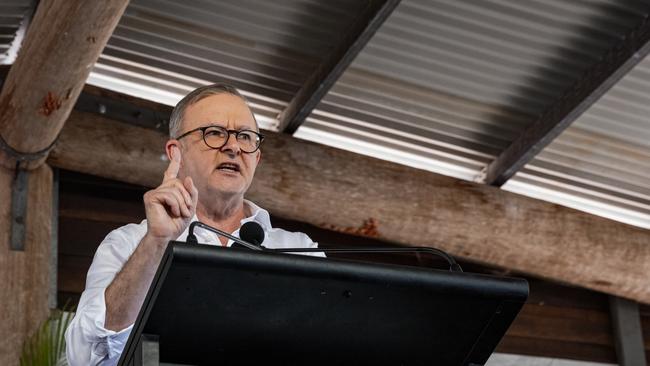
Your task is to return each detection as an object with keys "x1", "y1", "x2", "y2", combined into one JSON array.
[
  {"x1": 104, "y1": 147, "x2": 199, "y2": 331},
  {"x1": 143, "y1": 146, "x2": 199, "y2": 243}
]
